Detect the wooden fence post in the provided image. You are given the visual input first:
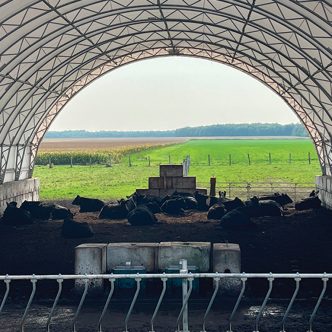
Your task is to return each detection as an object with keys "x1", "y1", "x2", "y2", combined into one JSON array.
[
  {"x1": 129, "y1": 155, "x2": 132, "y2": 167},
  {"x1": 247, "y1": 153, "x2": 251, "y2": 165},
  {"x1": 208, "y1": 154, "x2": 211, "y2": 166},
  {"x1": 210, "y1": 177, "x2": 216, "y2": 197},
  {"x1": 148, "y1": 156, "x2": 151, "y2": 167},
  {"x1": 168, "y1": 154, "x2": 171, "y2": 164},
  {"x1": 70, "y1": 156, "x2": 73, "y2": 168},
  {"x1": 308, "y1": 152, "x2": 311, "y2": 164},
  {"x1": 289, "y1": 153, "x2": 292, "y2": 164},
  {"x1": 269, "y1": 152, "x2": 272, "y2": 164},
  {"x1": 229, "y1": 154, "x2": 232, "y2": 166}
]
